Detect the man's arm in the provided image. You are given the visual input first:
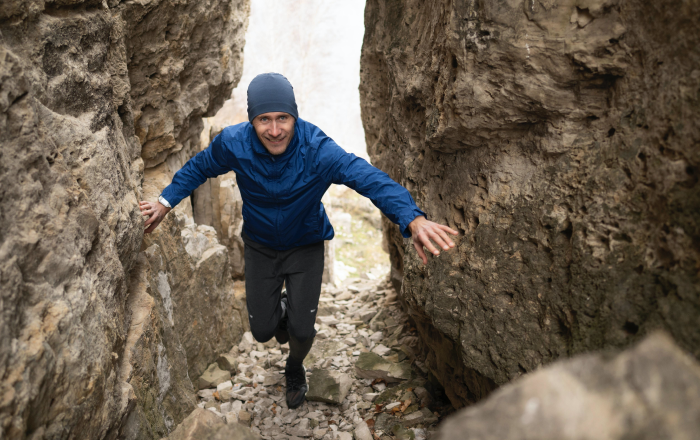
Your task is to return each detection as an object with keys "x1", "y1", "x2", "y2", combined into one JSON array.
[
  {"x1": 317, "y1": 132, "x2": 457, "y2": 264},
  {"x1": 140, "y1": 132, "x2": 232, "y2": 233}
]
